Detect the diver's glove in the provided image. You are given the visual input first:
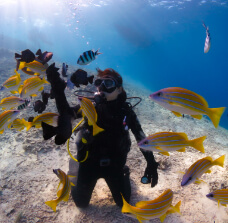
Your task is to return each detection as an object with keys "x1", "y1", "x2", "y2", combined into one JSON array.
[
  {"x1": 140, "y1": 149, "x2": 159, "y2": 187},
  {"x1": 46, "y1": 63, "x2": 66, "y2": 92},
  {"x1": 142, "y1": 162, "x2": 159, "y2": 187}
]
